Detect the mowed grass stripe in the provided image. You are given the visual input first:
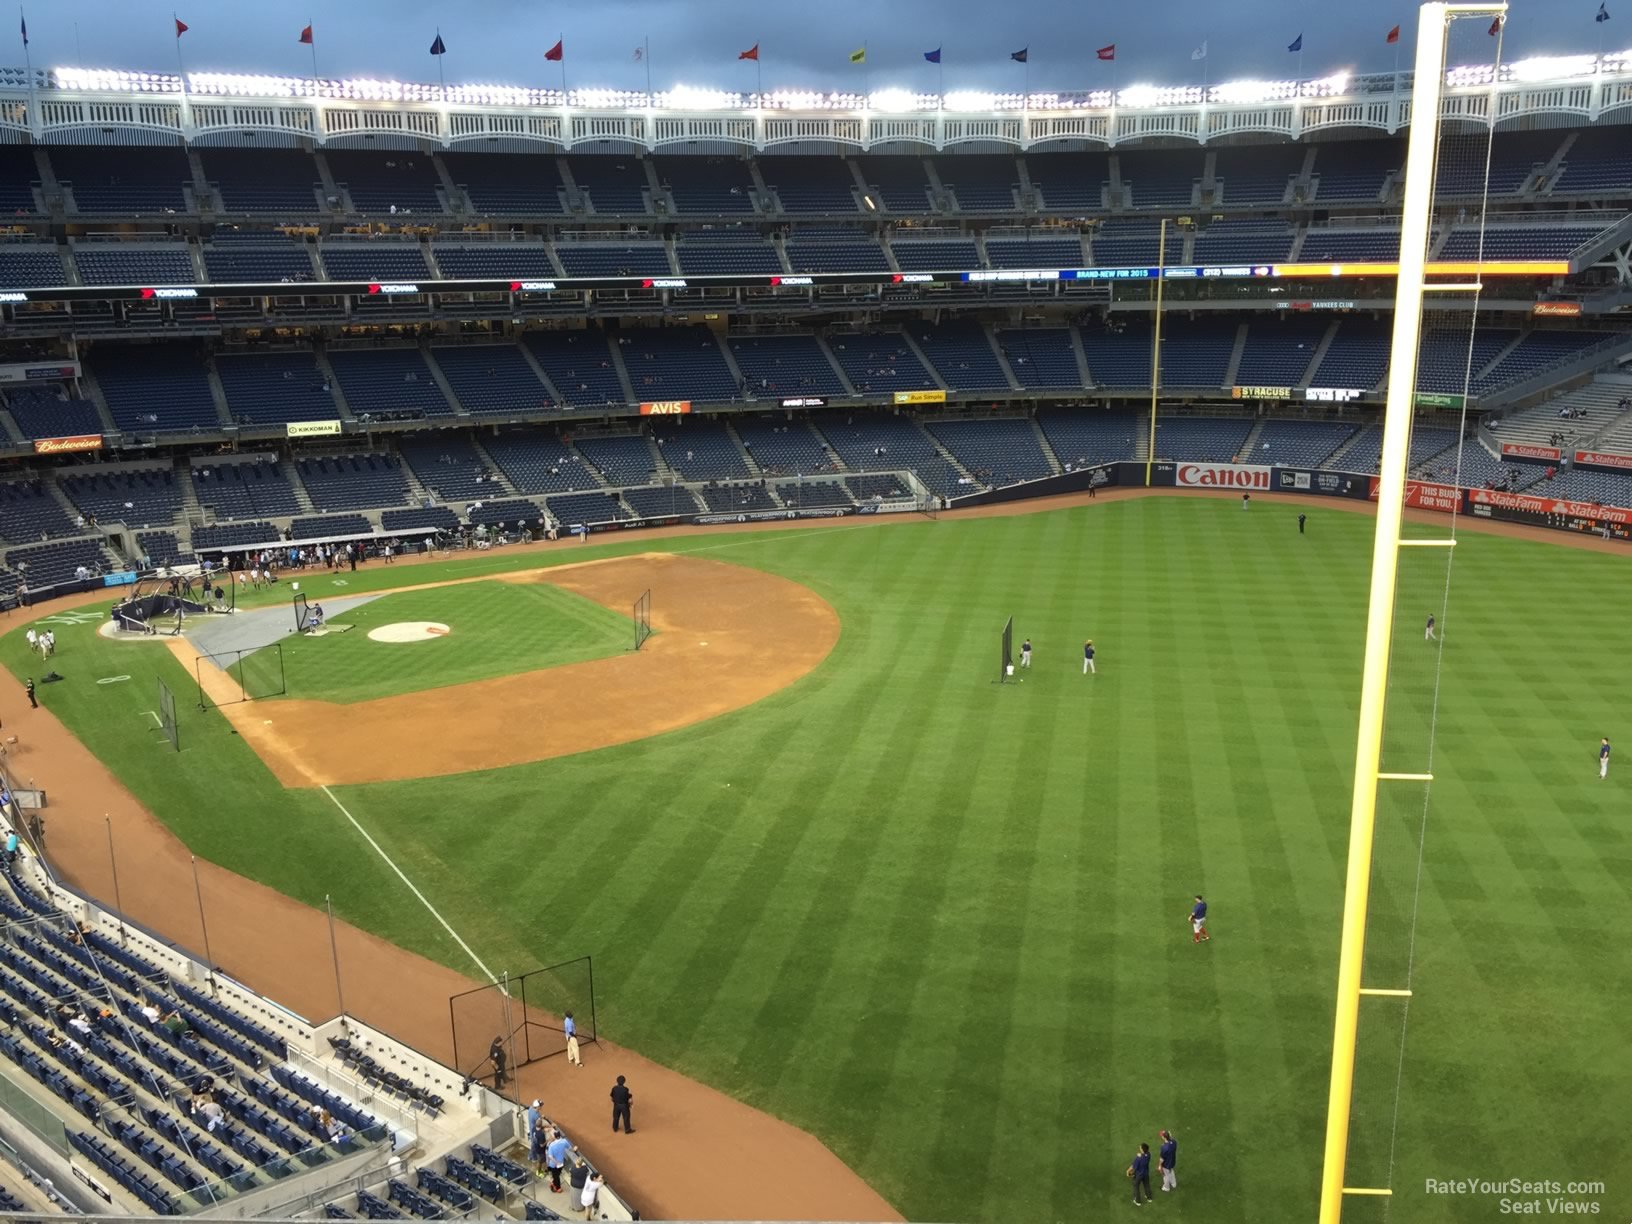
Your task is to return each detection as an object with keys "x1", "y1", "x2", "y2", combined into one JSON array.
[{"x1": 12, "y1": 498, "x2": 1632, "y2": 1221}]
